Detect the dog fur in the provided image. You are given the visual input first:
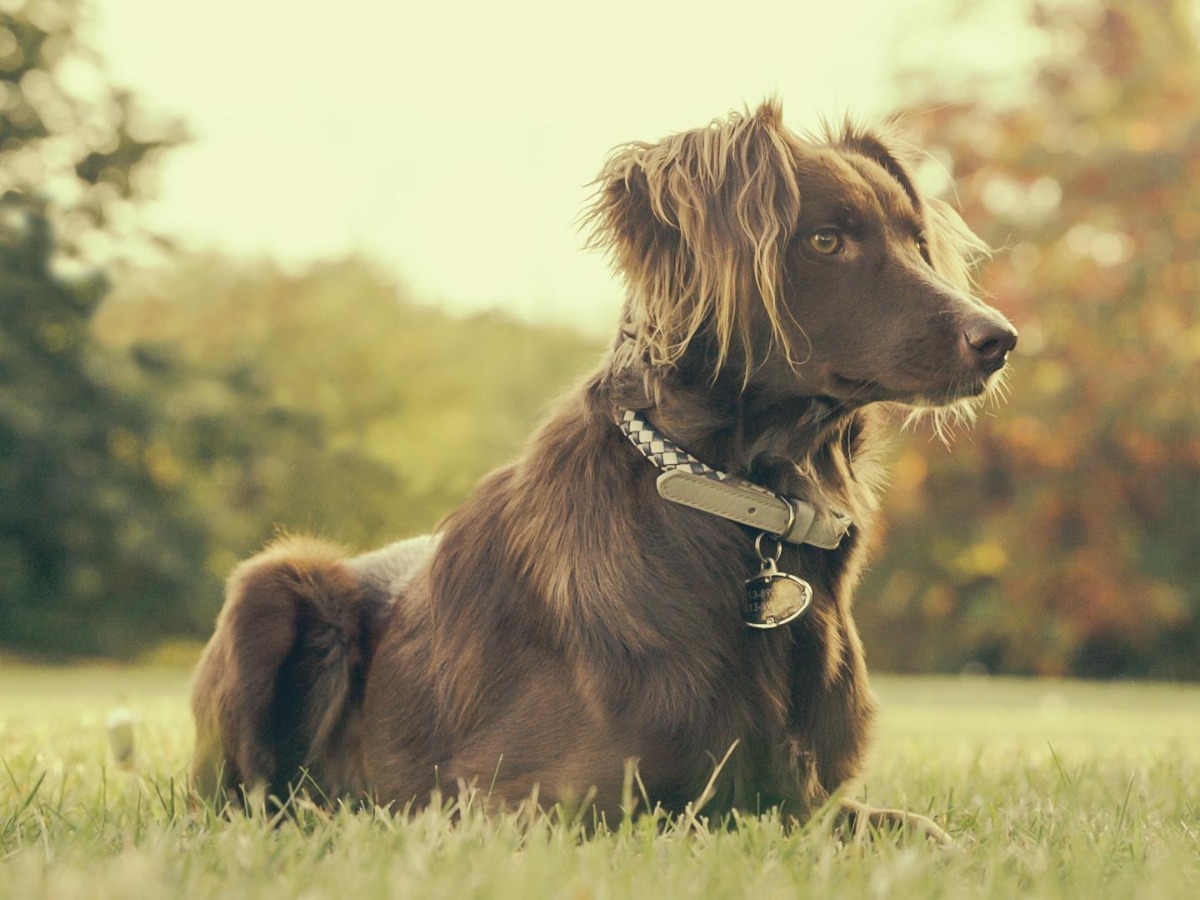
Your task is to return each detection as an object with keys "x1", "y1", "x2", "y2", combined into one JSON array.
[{"x1": 191, "y1": 101, "x2": 1016, "y2": 838}]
